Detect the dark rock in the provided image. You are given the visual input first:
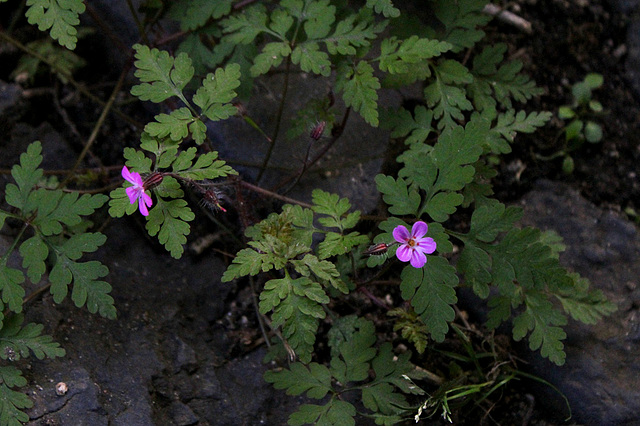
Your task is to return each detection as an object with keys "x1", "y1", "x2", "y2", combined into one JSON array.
[{"x1": 168, "y1": 401, "x2": 199, "y2": 426}]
